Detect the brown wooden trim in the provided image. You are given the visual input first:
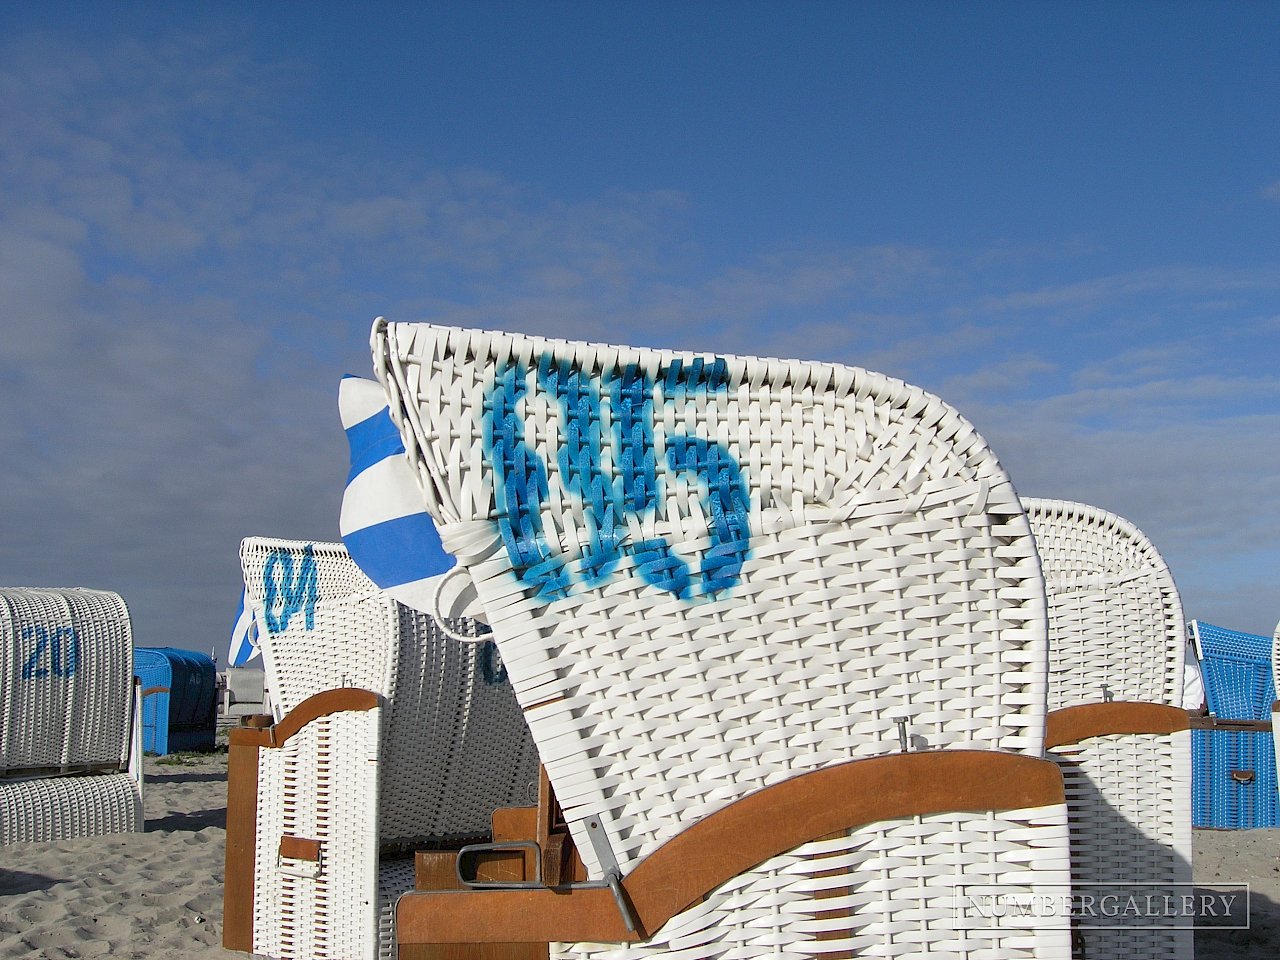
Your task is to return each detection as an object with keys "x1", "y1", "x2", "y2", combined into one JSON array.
[
  {"x1": 398, "y1": 750, "x2": 1064, "y2": 945},
  {"x1": 279, "y1": 835, "x2": 322, "y2": 862},
  {"x1": 222, "y1": 728, "x2": 260, "y2": 951},
  {"x1": 228, "y1": 688, "x2": 381, "y2": 749},
  {"x1": 141, "y1": 686, "x2": 170, "y2": 698},
  {"x1": 492, "y1": 807, "x2": 538, "y2": 843},
  {"x1": 239, "y1": 713, "x2": 274, "y2": 729},
  {"x1": 1188, "y1": 715, "x2": 1274, "y2": 733},
  {"x1": 1045, "y1": 702, "x2": 1191, "y2": 749}
]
